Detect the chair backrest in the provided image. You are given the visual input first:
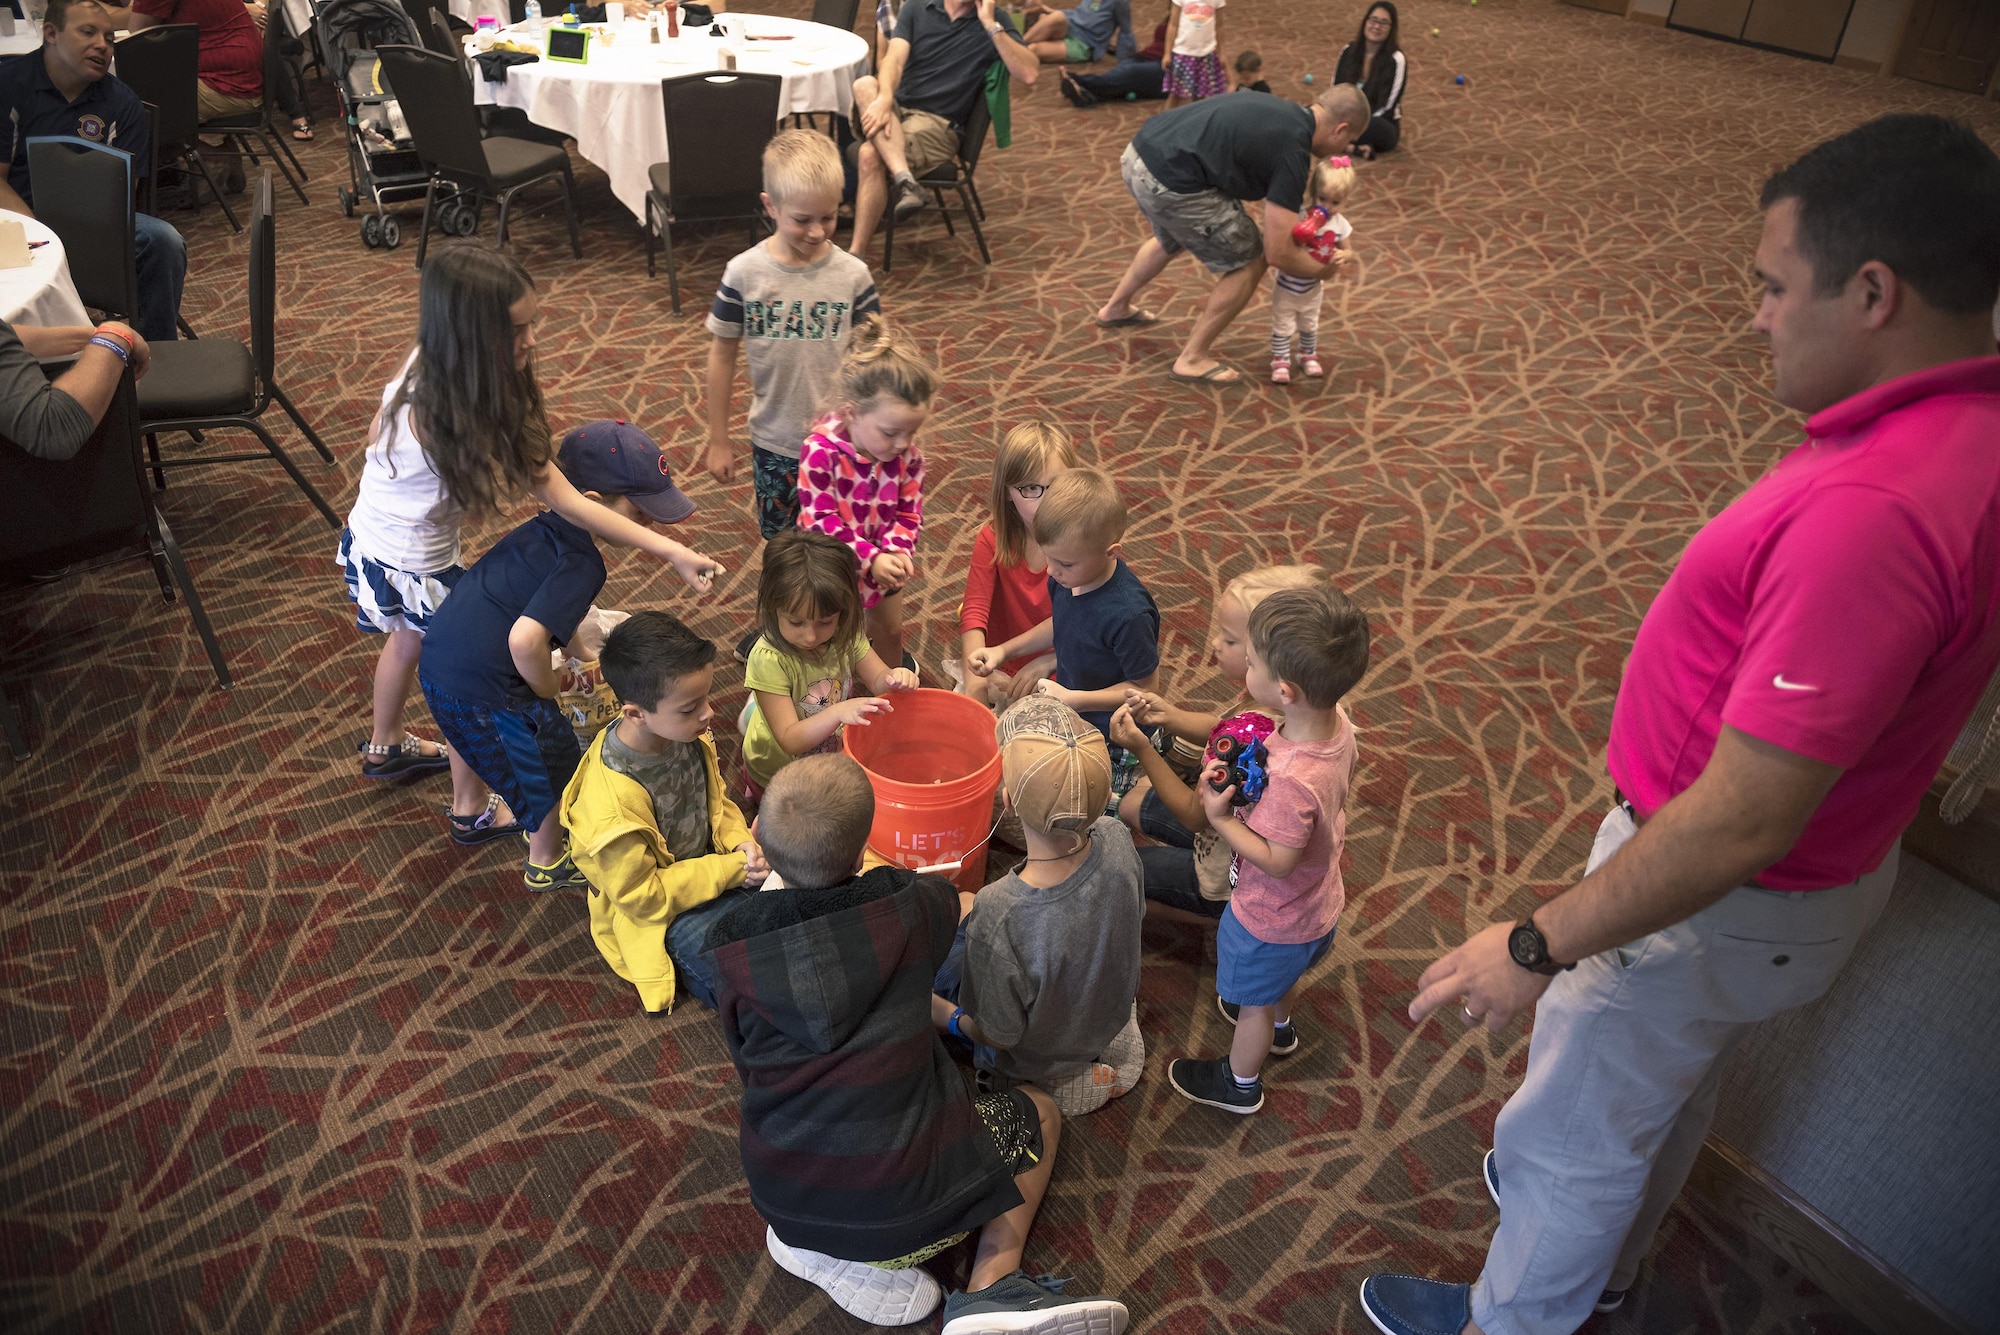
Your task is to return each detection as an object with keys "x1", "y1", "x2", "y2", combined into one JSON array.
[
  {"x1": 423, "y1": 3, "x2": 459, "y2": 56},
  {"x1": 810, "y1": 0, "x2": 862, "y2": 33},
  {"x1": 26, "y1": 136, "x2": 137, "y2": 322},
  {"x1": 376, "y1": 44, "x2": 490, "y2": 179},
  {"x1": 0, "y1": 369, "x2": 145, "y2": 575},
  {"x1": 659, "y1": 71, "x2": 782, "y2": 217},
  {"x1": 957, "y1": 88, "x2": 992, "y2": 176},
  {"x1": 111, "y1": 23, "x2": 203, "y2": 146},
  {"x1": 248, "y1": 172, "x2": 277, "y2": 385}
]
